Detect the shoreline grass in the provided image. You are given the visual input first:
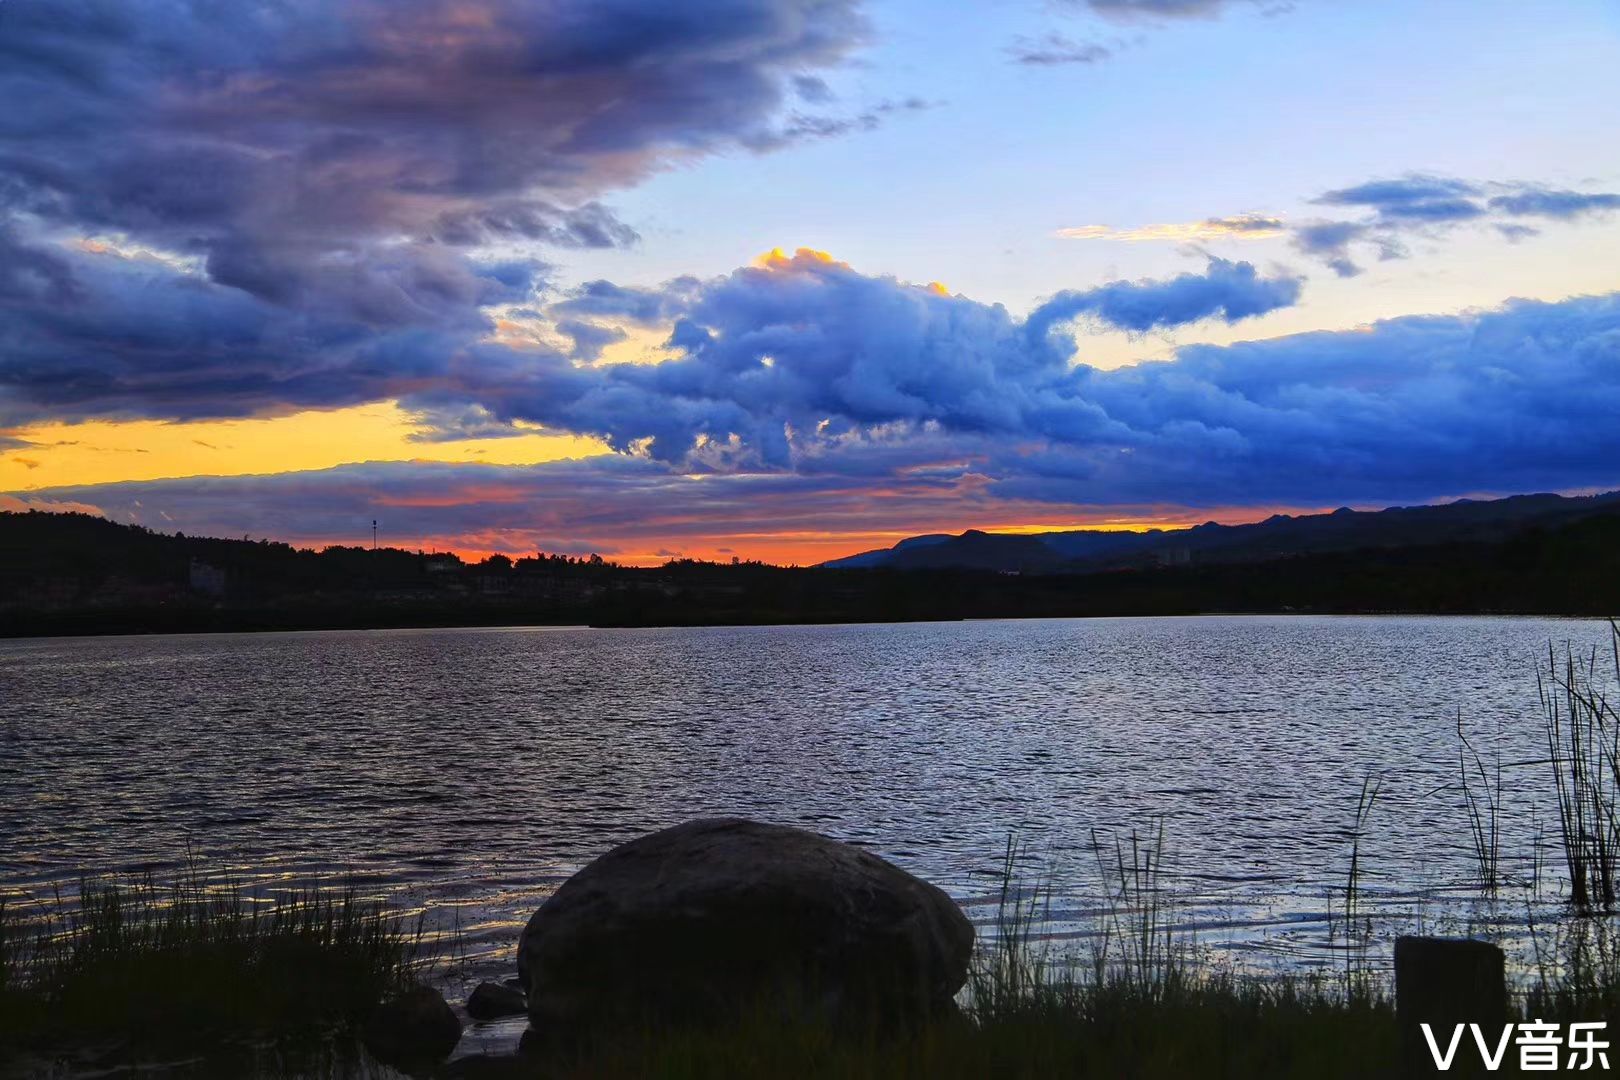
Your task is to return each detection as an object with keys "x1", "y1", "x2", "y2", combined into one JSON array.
[{"x1": 0, "y1": 866, "x2": 423, "y2": 1061}]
